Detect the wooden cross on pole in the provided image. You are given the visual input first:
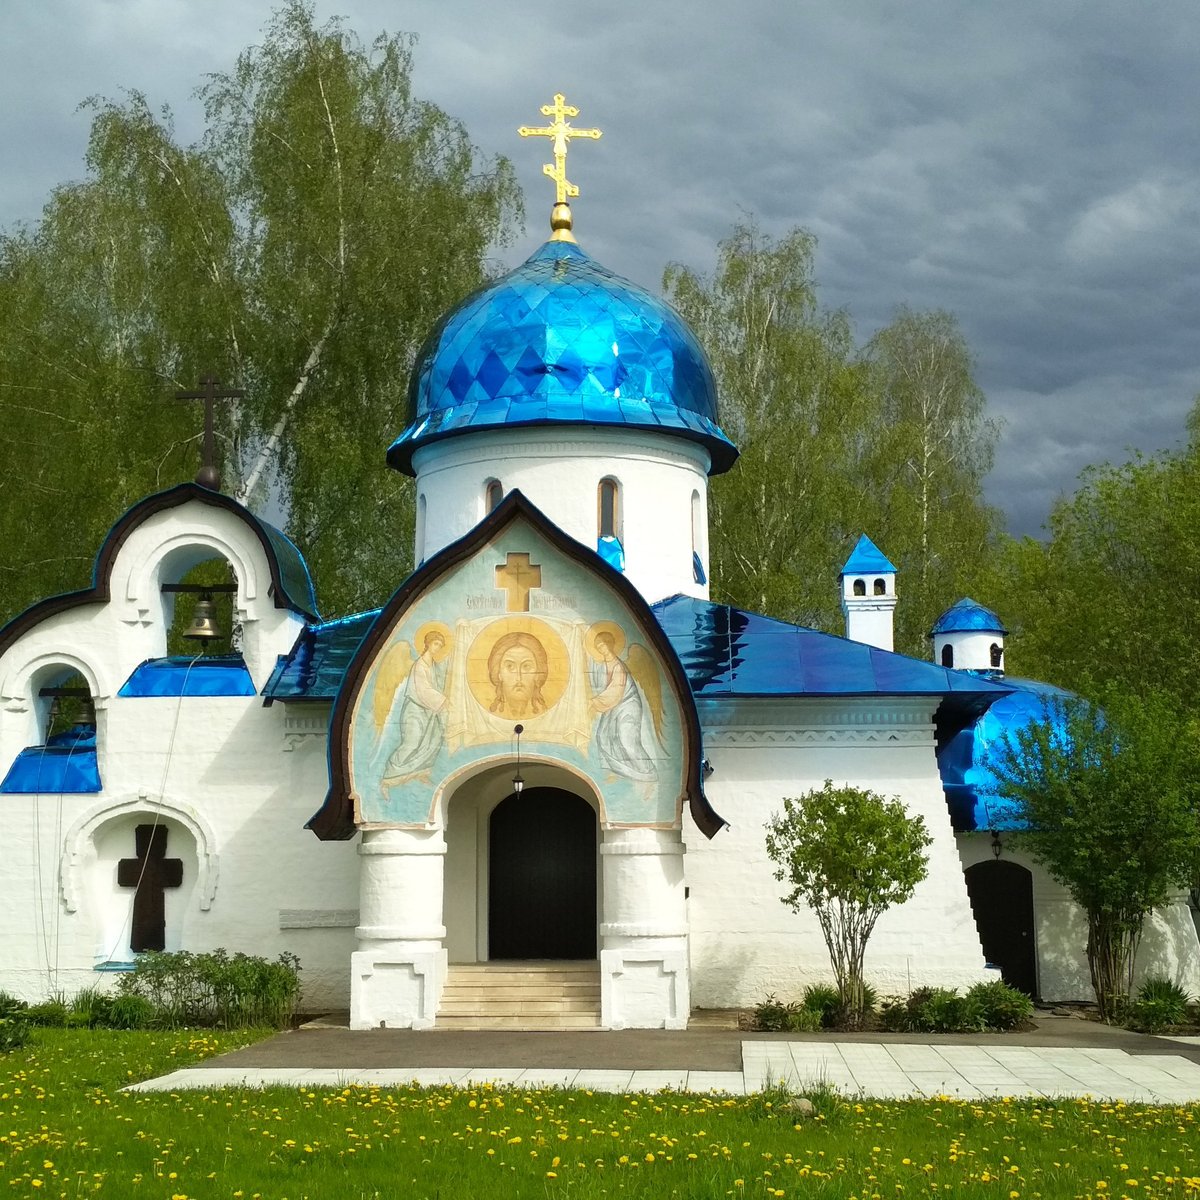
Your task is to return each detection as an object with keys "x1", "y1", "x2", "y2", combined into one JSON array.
[
  {"x1": 495, "y1": 552, "x2": 542, "y2": 612},
  {"x1": 173, "y1": 373, "x2": 244, "y2": 491},
  {"x1": 519, "y1": 93, "x2": 602, "y2": 206}
]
